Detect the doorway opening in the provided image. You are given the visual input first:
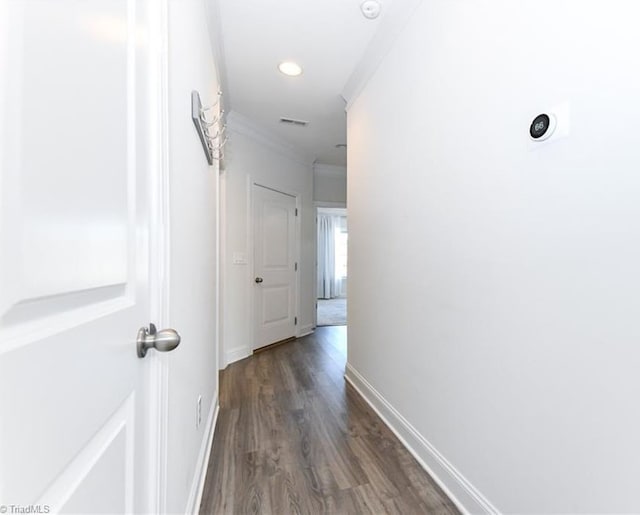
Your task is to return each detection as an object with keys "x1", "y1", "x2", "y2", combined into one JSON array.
[{"x1": 316, "y1": 207, "x2": 347, "y2": 327}]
